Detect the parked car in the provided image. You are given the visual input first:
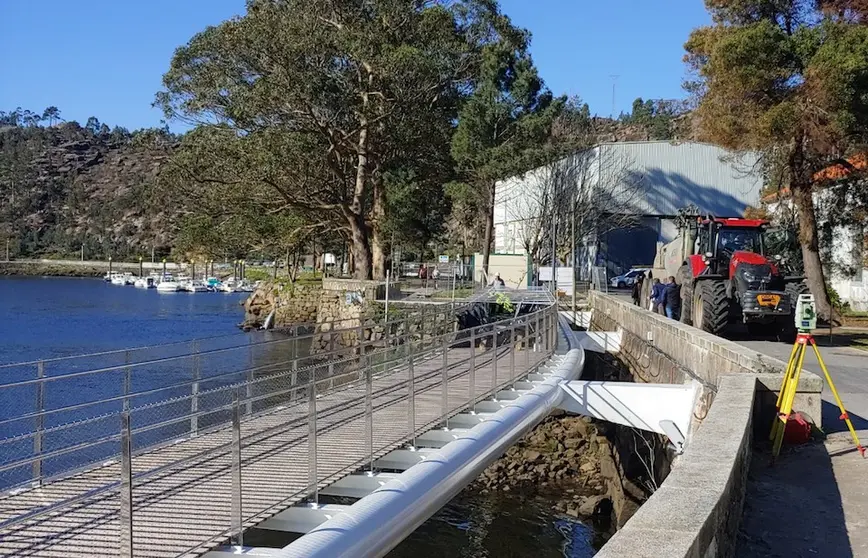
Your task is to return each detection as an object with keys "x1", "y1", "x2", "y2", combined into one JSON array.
[{"x1": 610, "y1": 268, "x2": 649, "y2": 289}]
